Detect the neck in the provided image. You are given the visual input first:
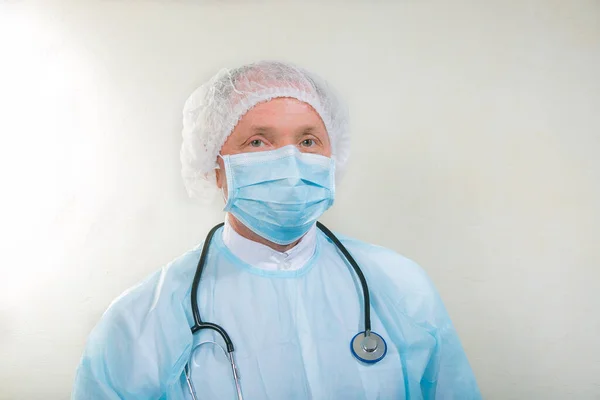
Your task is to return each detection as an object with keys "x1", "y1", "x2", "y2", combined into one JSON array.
[{"x1": 227, "y1": 214, "x2": 300, "y2": 252}]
